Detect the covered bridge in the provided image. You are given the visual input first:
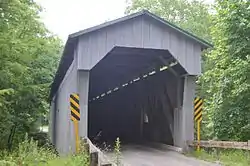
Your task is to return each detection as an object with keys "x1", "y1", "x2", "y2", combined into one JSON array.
[{"x1": 49, "y1": 10, "x2": 211, "y2": 154}]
